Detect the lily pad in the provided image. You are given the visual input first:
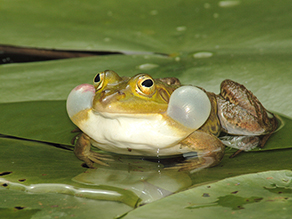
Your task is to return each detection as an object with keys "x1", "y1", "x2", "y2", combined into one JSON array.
[
  {"x1": 0, "y1": 101, "x2": 76, "y2": 145},
  {"x1": 190, "y1": 149, "x2": 292, "y2": 185},
  {"x1": 1, "y1": 0, "x2": 292, "y2": 54},
  {"x1": 0, "y1": 187, "x2": 131, "y2": 219},
  {"x1": 0, "y1": 138, "x2": 140, "y2": 206},
  {"x1": 122, "y1": 170, "x2": 292, "y2": 219}
]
